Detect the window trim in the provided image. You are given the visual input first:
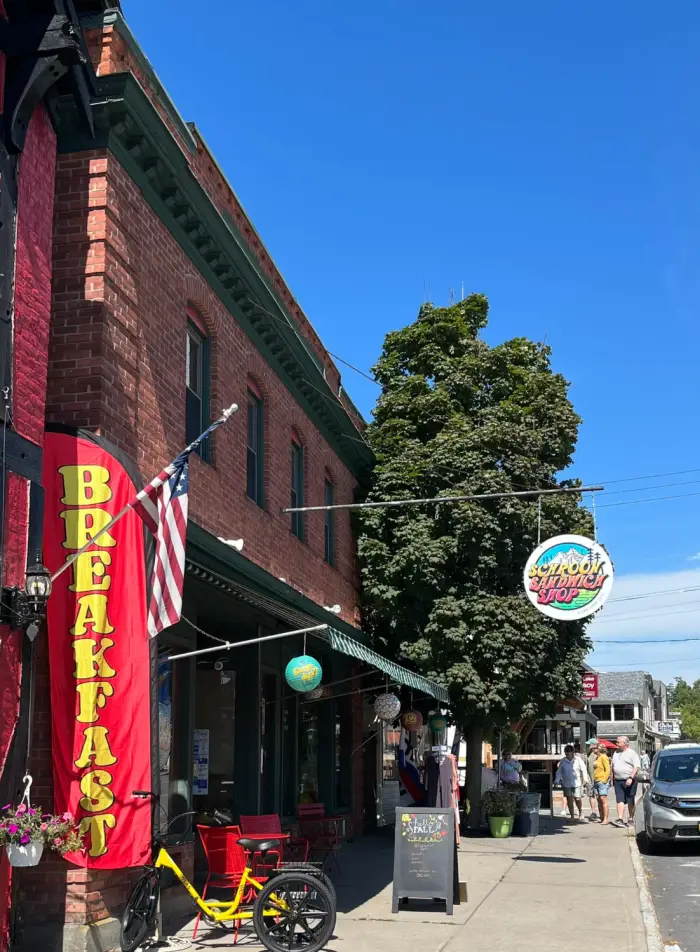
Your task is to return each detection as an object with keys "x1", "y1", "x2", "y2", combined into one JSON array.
[
  {"x1": 185, "y1": 313, "x2": 211, "y2": 463},
  {"x1": 324, "y1": 479, "x2": 335, "y2": 565},
  {"x1": 246, "y1": 389, "x2": 264, "y2": 506},
  {"x1": 291, "y1": 439, "x2": 304, "y2": 541}
]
